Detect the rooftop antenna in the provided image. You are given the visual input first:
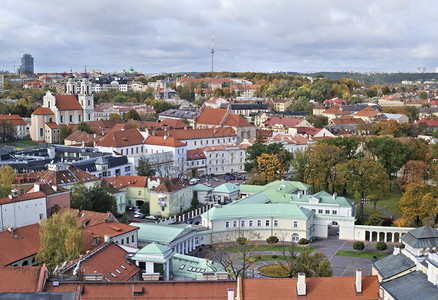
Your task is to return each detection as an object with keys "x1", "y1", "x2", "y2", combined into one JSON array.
[{"x1": 210, "y1": 32, "x2": 215, "y2": 76}]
